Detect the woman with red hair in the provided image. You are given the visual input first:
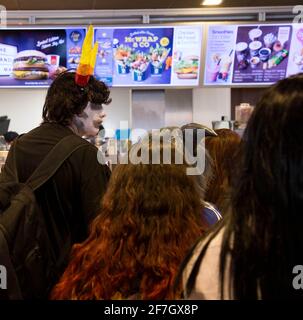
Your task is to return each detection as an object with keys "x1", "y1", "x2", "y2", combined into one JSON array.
[
  {"x1": 51, "y1": 135, "x2": 206, "y2": 300},
  {"x1": 204, "y1": 129, "x2": 241, "y2": 215}
]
